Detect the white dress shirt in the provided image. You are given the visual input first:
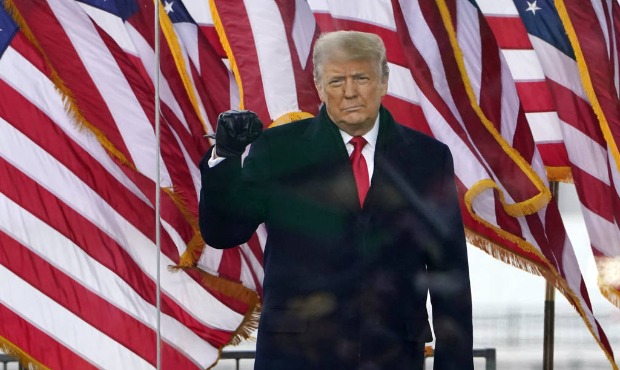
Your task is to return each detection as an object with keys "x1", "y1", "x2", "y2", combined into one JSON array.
[{"x1": 339, "y1": 114, "x2": 380, "y2": 181}]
